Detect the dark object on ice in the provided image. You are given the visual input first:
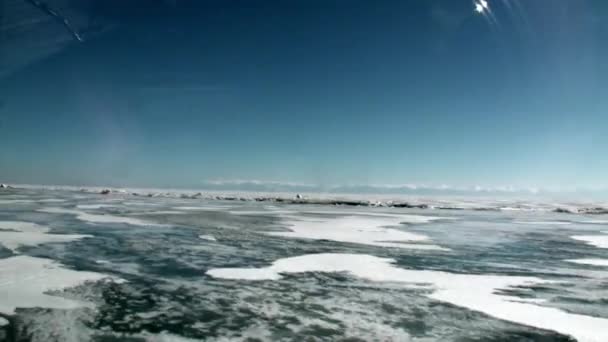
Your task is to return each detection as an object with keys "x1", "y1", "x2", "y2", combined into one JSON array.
[
  {"x1": 577, "y1": 207, "x2": 608, "y2": 215},
  {"x1": 473, "y1": 207, "x2": 500, "y2": 211},
  {"x1": 0, "y1": 184, "x2": 6, "y2": 188},
  {"x1": 100, "y1": 189, "x2": 111, "y2": 195},
  {"x1": 392, "y1": 202, "x2": 428, "y2": 209},
  {"x1": 296, "y1": 194, "x2": 303, "y2": 199},
  {"x1": 180, "y1": 193, "x2": 202, "y2": 199},
  {"x1": 553, "y1": 207, "x2": 573, "y2": 214}
]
